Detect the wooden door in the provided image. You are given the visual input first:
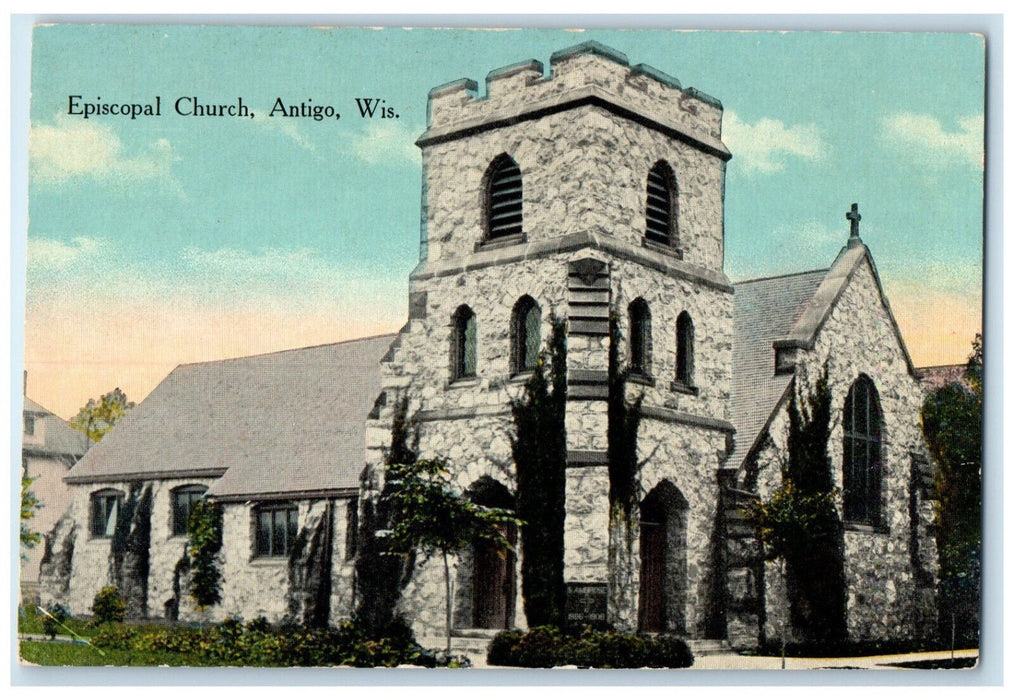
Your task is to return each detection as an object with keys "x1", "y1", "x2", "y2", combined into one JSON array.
[
  {"x1": 473, "y1": 524, "x2": 517, "y2": 629},
  {"x1": 639, "y1": 520, "x2": 666, "y2": 633}
]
